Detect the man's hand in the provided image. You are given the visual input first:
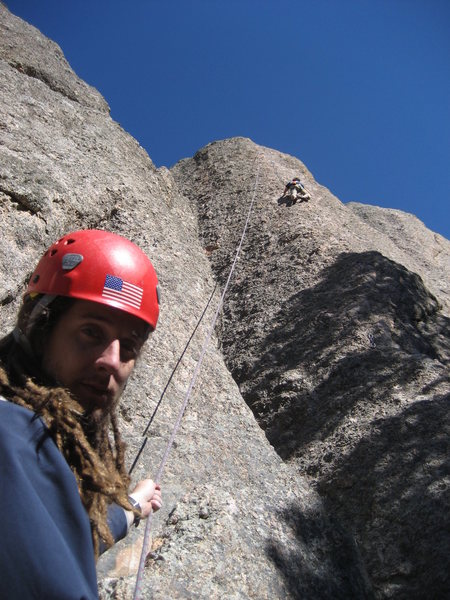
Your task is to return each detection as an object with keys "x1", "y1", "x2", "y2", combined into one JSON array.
[{"x1": 126, "y1": 479, "x2": 162, "y2": 528}]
